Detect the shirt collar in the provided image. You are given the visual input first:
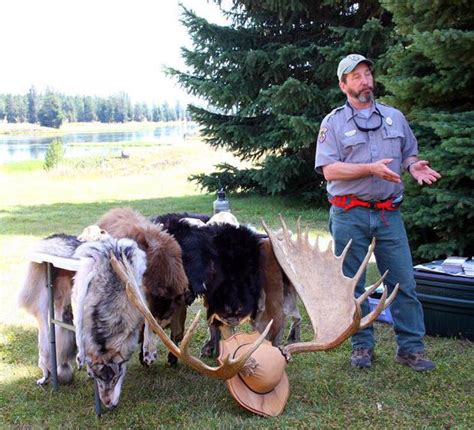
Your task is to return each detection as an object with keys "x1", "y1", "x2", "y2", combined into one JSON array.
[{"x1": 344, "y1": 100, "x2": 383, "y2": 122}]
